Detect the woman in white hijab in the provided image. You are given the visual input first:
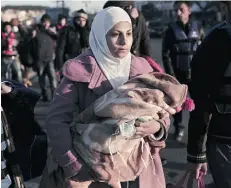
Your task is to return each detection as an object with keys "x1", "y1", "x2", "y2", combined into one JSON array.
[
  {"x1": 39, "y1": 7, "x2": 168, "y2": 188},
  {"x1": 89, "y1": 6, "x2": 133, "y2": 89}
]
